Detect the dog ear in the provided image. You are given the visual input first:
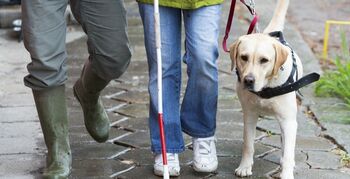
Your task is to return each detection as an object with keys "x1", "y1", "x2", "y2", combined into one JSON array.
[
  {"x1": 229, "y1": 39, "x2": 241, "y2": 71},
  {"x1": 272, "y1": 43, "x2": 289, "y2": 76}
]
